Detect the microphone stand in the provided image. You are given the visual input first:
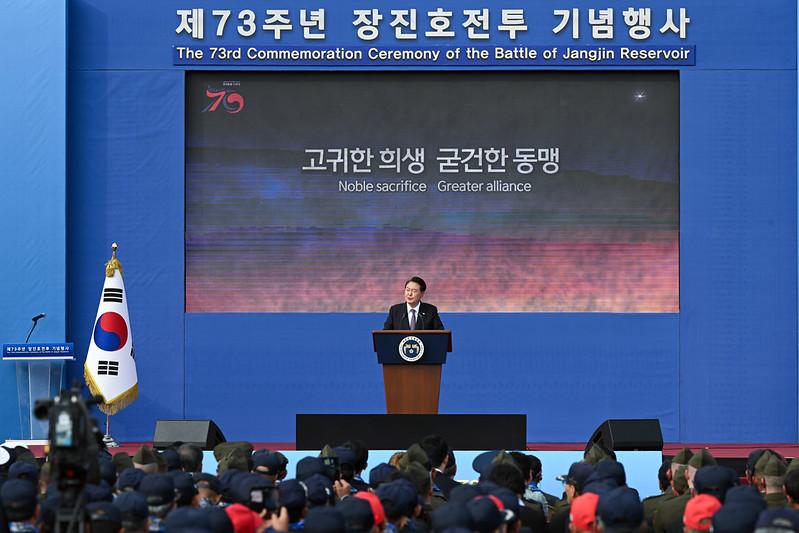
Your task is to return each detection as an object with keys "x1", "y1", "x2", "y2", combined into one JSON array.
[{"x1": 25, "y1": 313, "x2": 46, "y2": 343}]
